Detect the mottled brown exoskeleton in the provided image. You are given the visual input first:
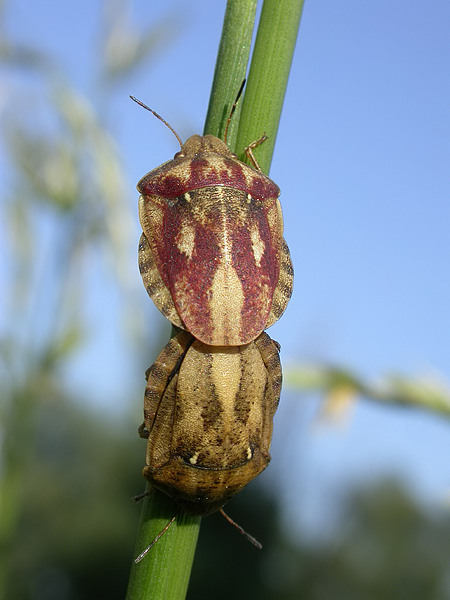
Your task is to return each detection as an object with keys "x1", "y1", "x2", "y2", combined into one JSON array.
[{"x1": 138, "y1": 329, "x2": 282, "y2": 516}]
